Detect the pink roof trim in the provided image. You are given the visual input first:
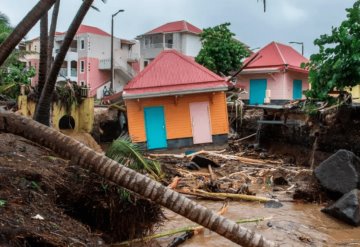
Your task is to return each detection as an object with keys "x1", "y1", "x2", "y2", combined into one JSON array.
[{"x1": 145, "y1": 20, "x2": 202, "y2": 35}]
